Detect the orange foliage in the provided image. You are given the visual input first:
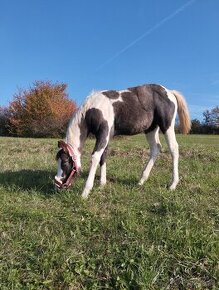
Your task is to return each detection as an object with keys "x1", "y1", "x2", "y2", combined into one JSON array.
[{"x1": 9, "y1": 81, "x2": 76, "y2": 137}]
